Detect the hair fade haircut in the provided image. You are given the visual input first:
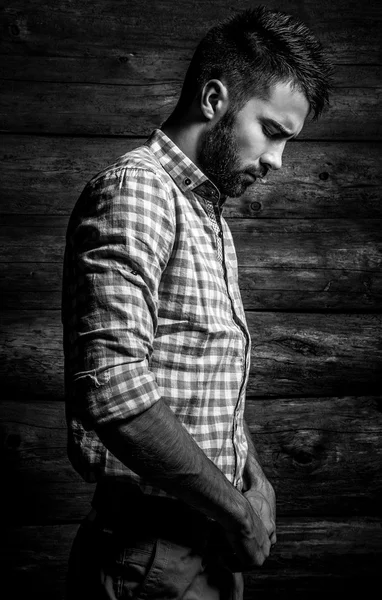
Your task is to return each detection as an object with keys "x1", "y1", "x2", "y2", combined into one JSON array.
[{"x1": 174, "y1": 5, "x2": 333, "y2": 120}]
